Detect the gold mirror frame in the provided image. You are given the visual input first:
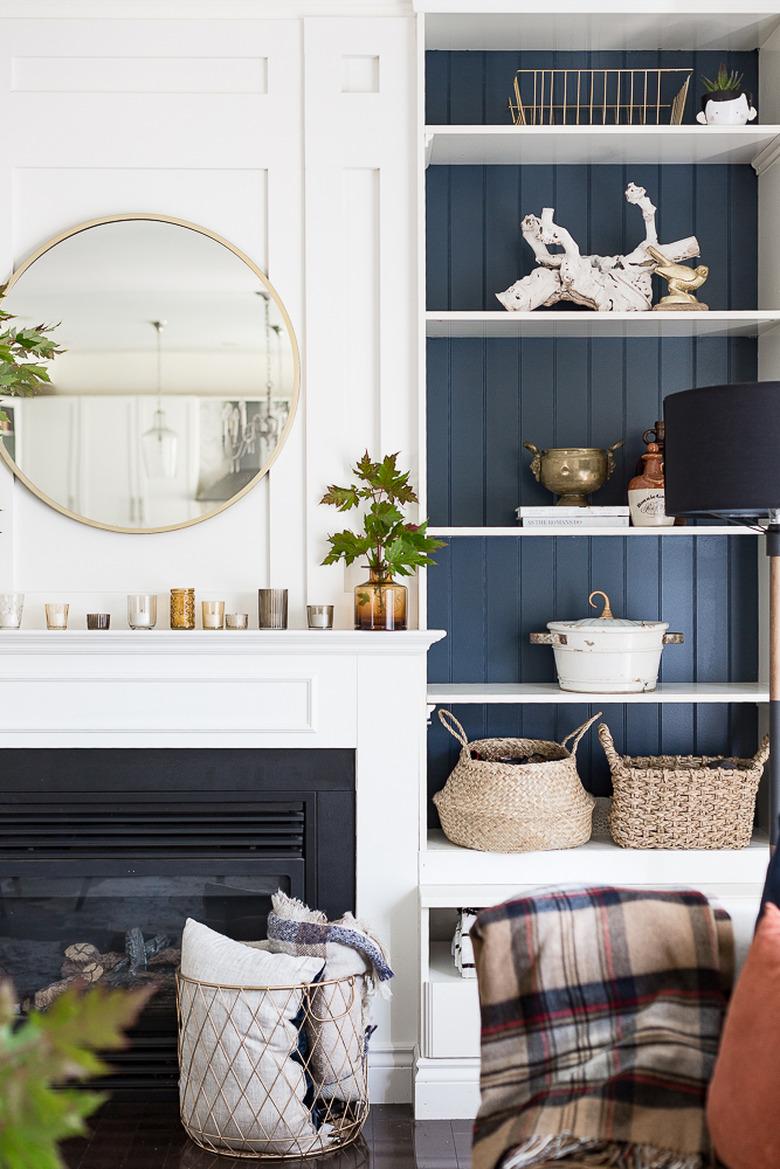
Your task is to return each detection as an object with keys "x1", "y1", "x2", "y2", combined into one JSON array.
[{"x1": 0, "y1": 213, "x2": 301, "y2": 535}]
